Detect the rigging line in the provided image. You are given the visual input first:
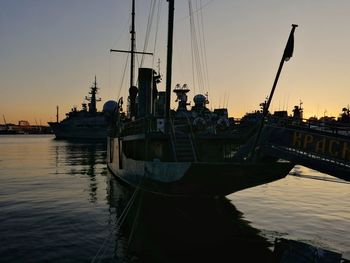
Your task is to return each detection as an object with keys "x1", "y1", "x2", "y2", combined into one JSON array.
[
  {"x1": 117, "y1": 54, "x2": 129, "y2": 100},
  {"x1": 152, "y1": 0, "x2": 163, "y2": 67},
  {"x1": 195, "y1": 0, "x2": 207, "y2": 91},
  {"x1": 90, "y1": 232, "x2": 113, "y2": 263},
  {"x1": 196, "y1": 1, "x2": 206, "y2": 93},
  {"x1": 194, "y1": 25, "x2": 205, "y2": 93},
  {"x1": 141, "y1": 0, "x2": 156, "y2": 67},
  {"x1": 91, "y1": 187, "x2": 140, "y2": 263},
  {"x1": 189, "y1": 0, "x2": 205, "y2": 93},
  {"x1": 194, "y1": 0, "x2": 203, "y2": 92},
  {"x1": 176, "y1": 0, "x2": 215, "y2": 22},
  {"x1": 111, "y1": 16, "x2": 131, "y2": 49},
  {"x1": 226, "y1": 93, "x2": 230, "y2": 108},
  {"x1": 136, "y1": 52, "x2": 141, "y2": 84},
  {"x1": 189, "y1": 1, "x2": 196, "y2": 94},
  {"x1": 223, "y1": 89, "x2": 227, "y2": 108},
  {"x1": 199, "y1": 0, "x2": 210, "y2": 95},
  {"x1": 108, "y1": 54, "x2": 111, "y2": 98}
]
